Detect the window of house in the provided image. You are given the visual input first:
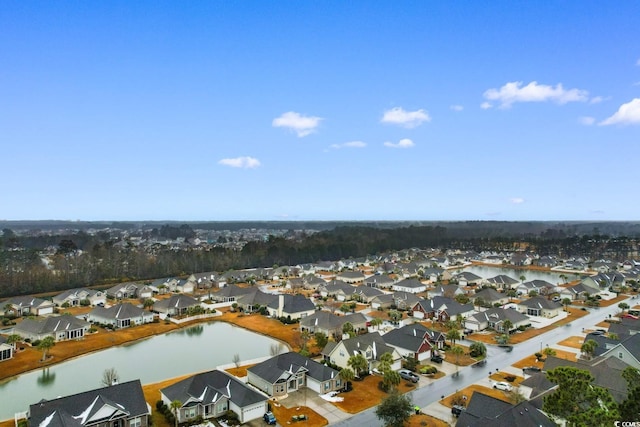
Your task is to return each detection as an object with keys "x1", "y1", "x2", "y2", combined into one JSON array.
[
  {"x1": 130, "y1": 417, "x2": 141, "y2": 427},
  {"x1": 618, "y1": 352, "x2": 623, "y2": 359},
  {"x1": 185, "y1": 408, "x2": 197, "y2": 418},
  {"x1": 216, "y1": 401, "x2": 227, "y2": 413},
  {"x1": 324, "y1": 382, "x2": 330, "y2": 390},
  {"x1": 336, "y1": 379, "x2": 341, "y2": 388}
]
